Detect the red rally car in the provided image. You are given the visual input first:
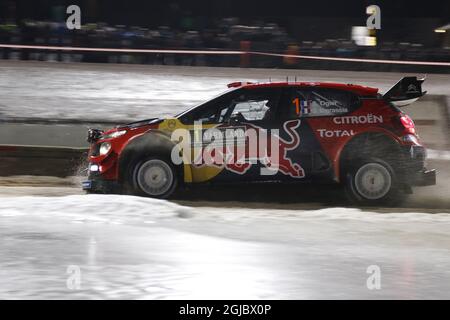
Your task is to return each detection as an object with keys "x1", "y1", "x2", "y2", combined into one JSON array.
[{"x1": 82, "y1": 76, "x2": 436, "y2": 206}]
